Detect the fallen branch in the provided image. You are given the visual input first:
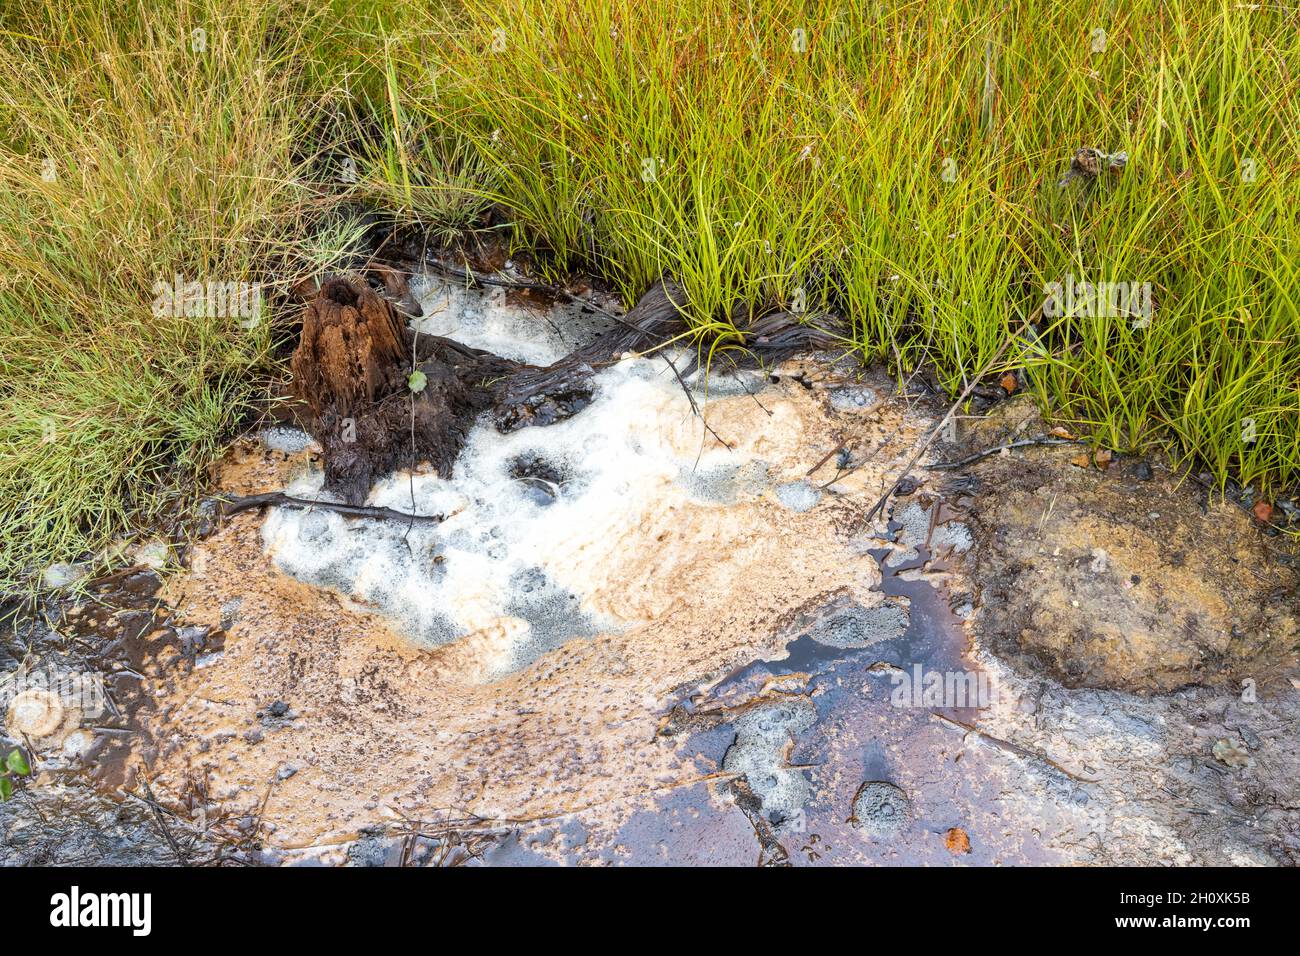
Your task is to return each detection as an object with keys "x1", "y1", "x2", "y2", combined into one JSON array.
[
  {"x1": 926, "y1": 436, "x2": 1083, "y2": 470},
  {"x1": 931, "y1": 712, "x2": 1097, "y2": 784},
  {"x1": 212, "y1": 492, "x2": 445, "y2": 525}
]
